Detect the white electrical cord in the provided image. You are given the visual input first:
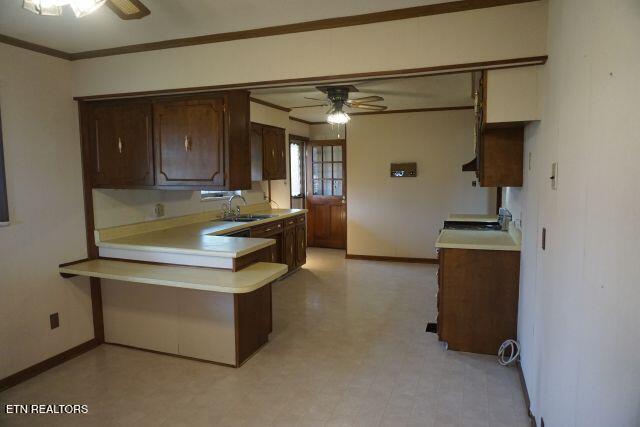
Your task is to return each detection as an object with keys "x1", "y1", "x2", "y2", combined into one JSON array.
[{"x1": 497, "y1": 339, "x2": 520, "y2": 366}]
